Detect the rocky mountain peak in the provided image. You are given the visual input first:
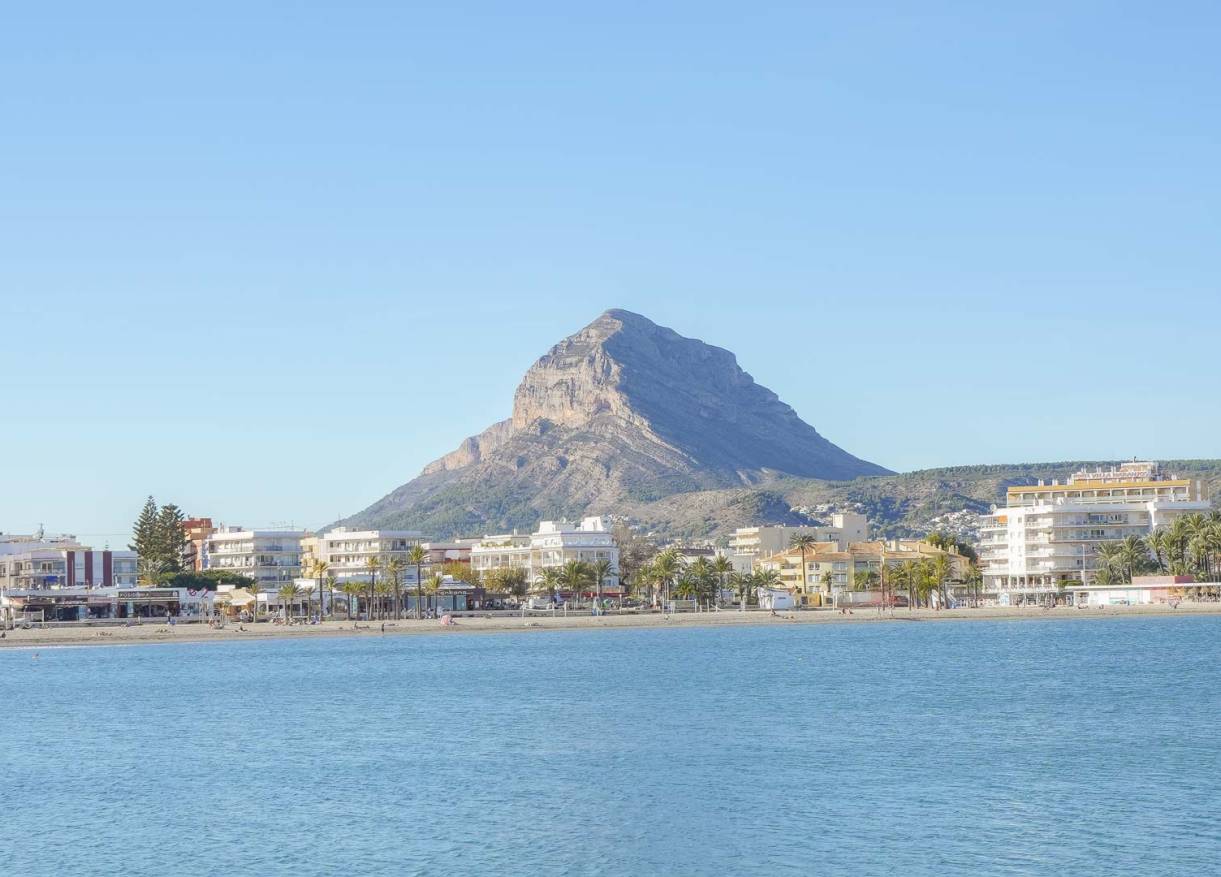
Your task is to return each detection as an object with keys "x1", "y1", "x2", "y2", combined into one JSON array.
[{"x1": 348, "y1": 309, "x2": 890, "y2": 534}]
